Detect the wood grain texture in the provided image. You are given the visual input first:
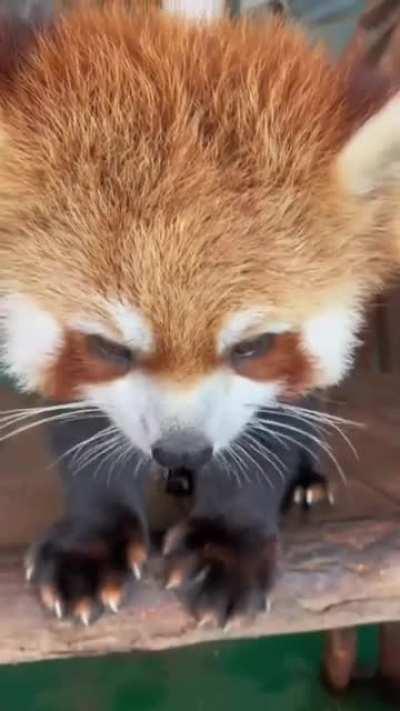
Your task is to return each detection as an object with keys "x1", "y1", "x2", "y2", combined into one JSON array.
[{"x1": 0, "y1": 516, "x2": 399, "y2": 665}]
